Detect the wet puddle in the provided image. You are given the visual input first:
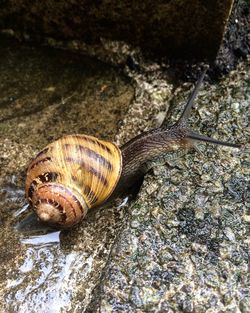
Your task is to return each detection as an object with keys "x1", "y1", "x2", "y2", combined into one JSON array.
[
  {"x1": 2, "y1": 189, "x2": 129, "y2": 312},
  {"x1": 0, "y1": 36, "x2": 133, "y2": 312}
]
